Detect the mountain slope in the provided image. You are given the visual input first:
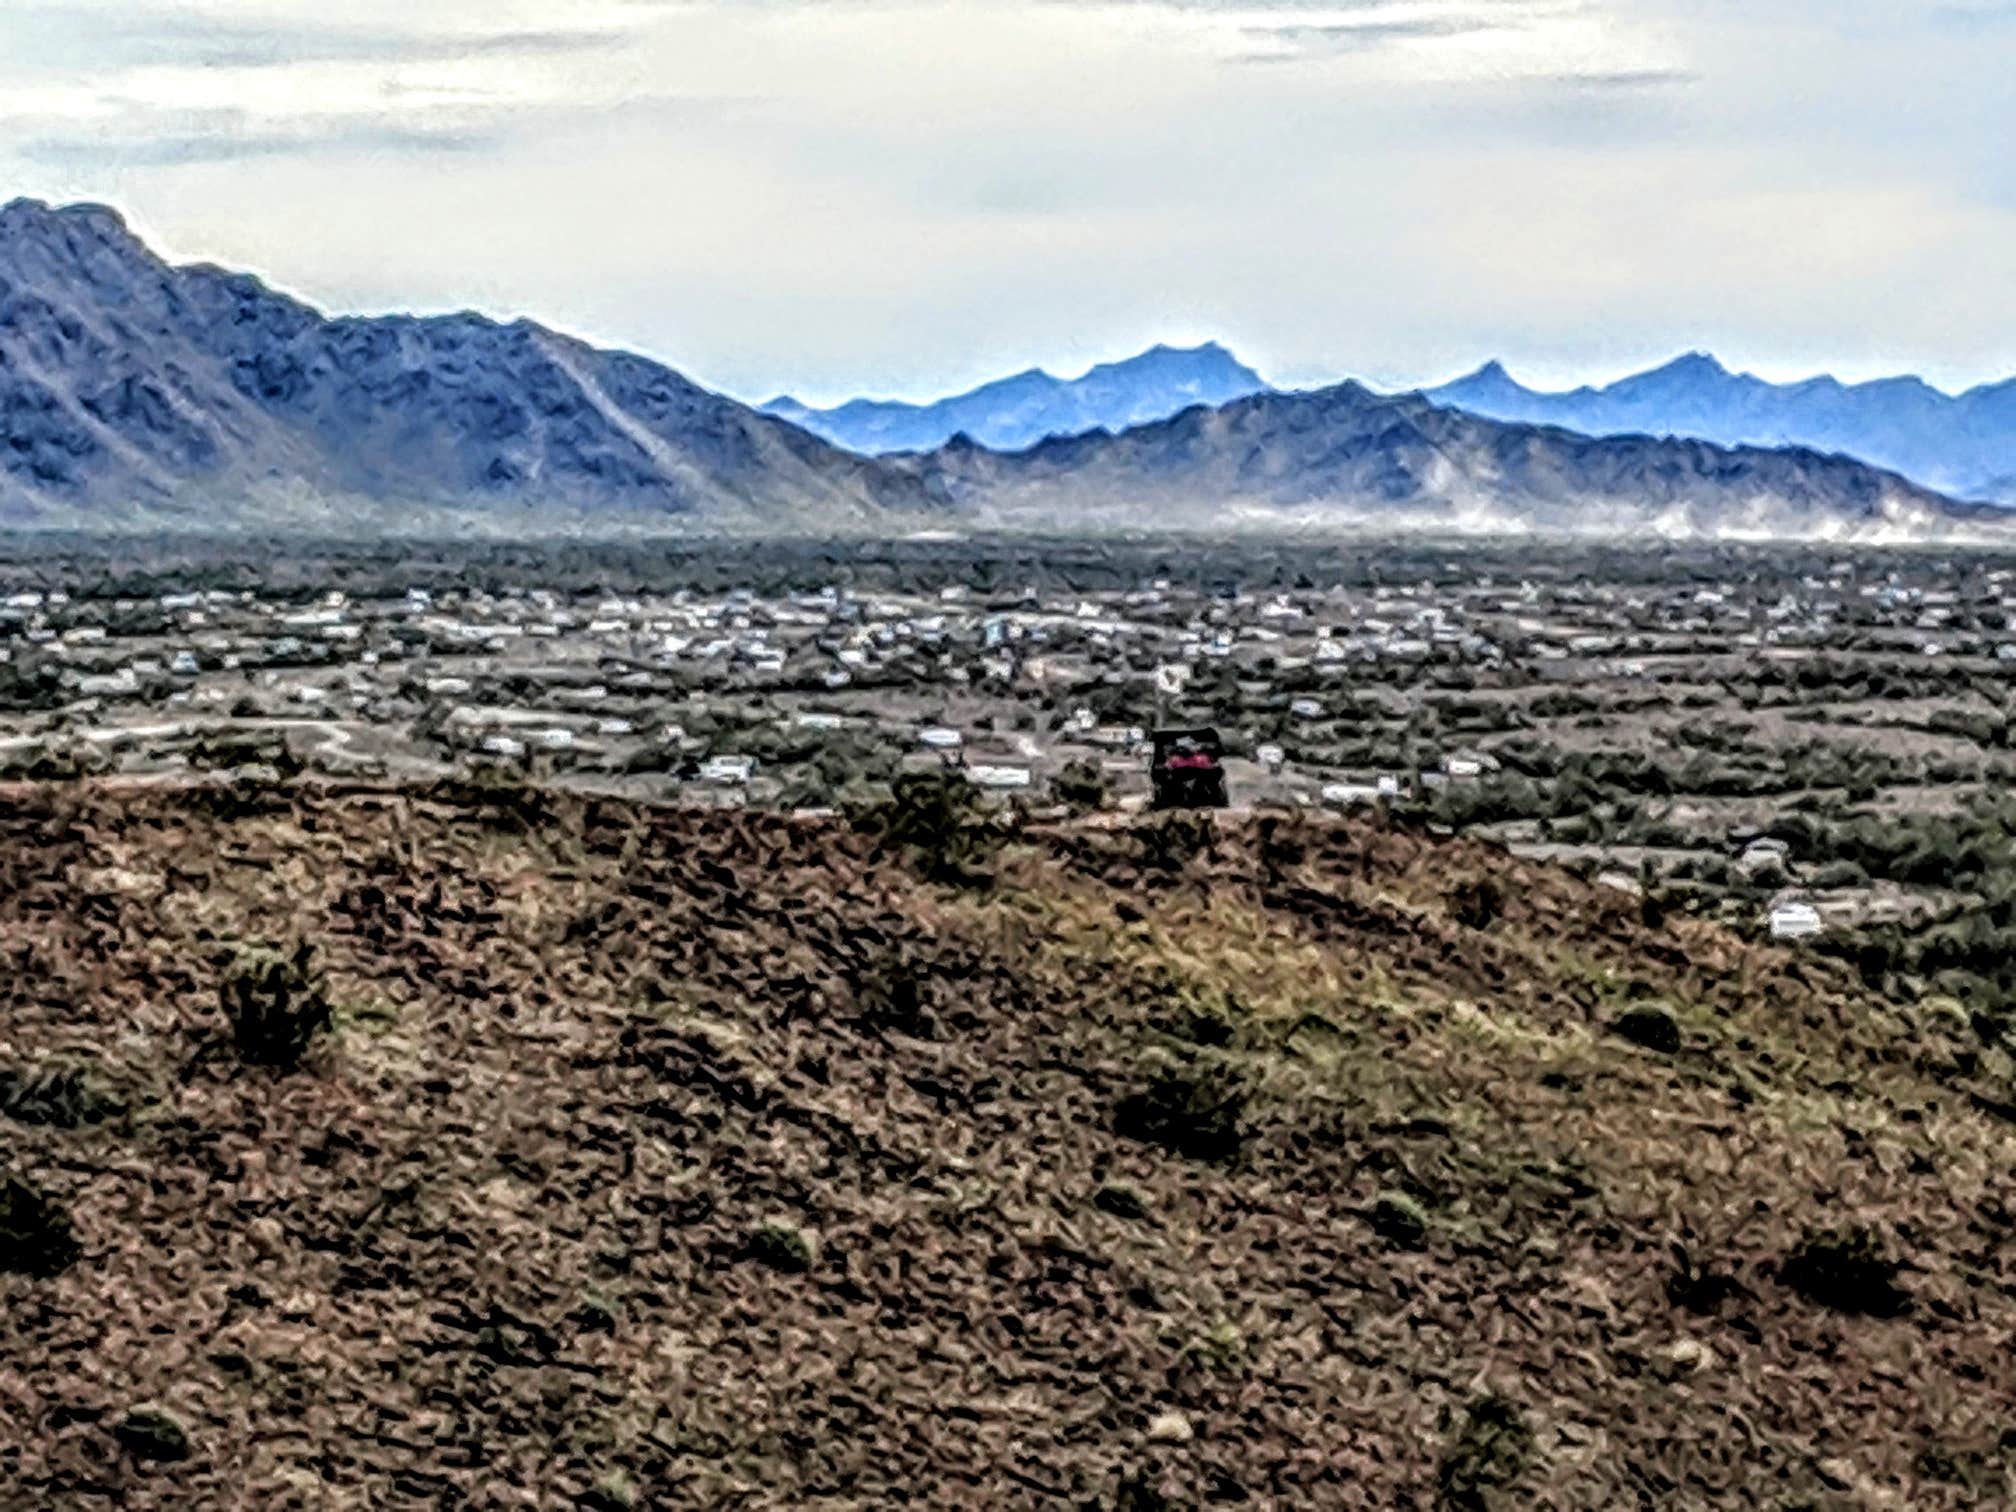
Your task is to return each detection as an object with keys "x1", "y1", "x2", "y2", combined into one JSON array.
[
  {"x1": 900, "y1": 379, "x2": 1969, "y2": 536},
  {"x1": 1427, "y1": 353, "x2": 2016, "y2": 506},
  {"x1": 5, "y1": 783, "x2": 2014, "y2": 1506},
  {"x1": 0, "y1": 199, "x2": 935, "y2": 528},
  {"x1": 763, "y1": 342, "x2": 1269, "y2": 455},
  {"x1": 0, "y1": 202, "x2": 1987, "y2": 538}
]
